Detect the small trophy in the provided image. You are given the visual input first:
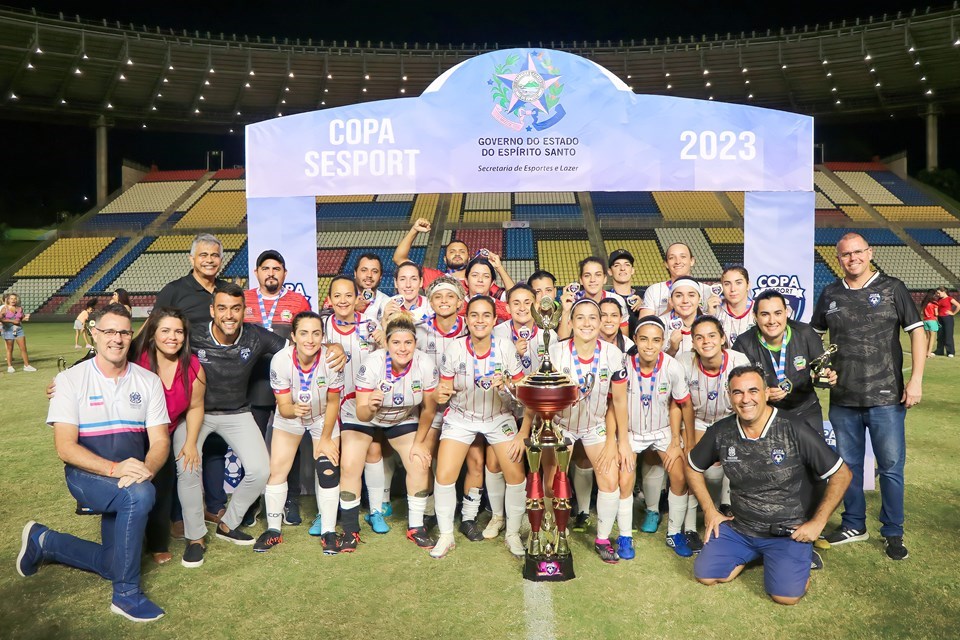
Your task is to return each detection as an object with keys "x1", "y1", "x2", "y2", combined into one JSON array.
[{"x1": 810, "y1": 344, "x2": 838, "y2": 389}]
